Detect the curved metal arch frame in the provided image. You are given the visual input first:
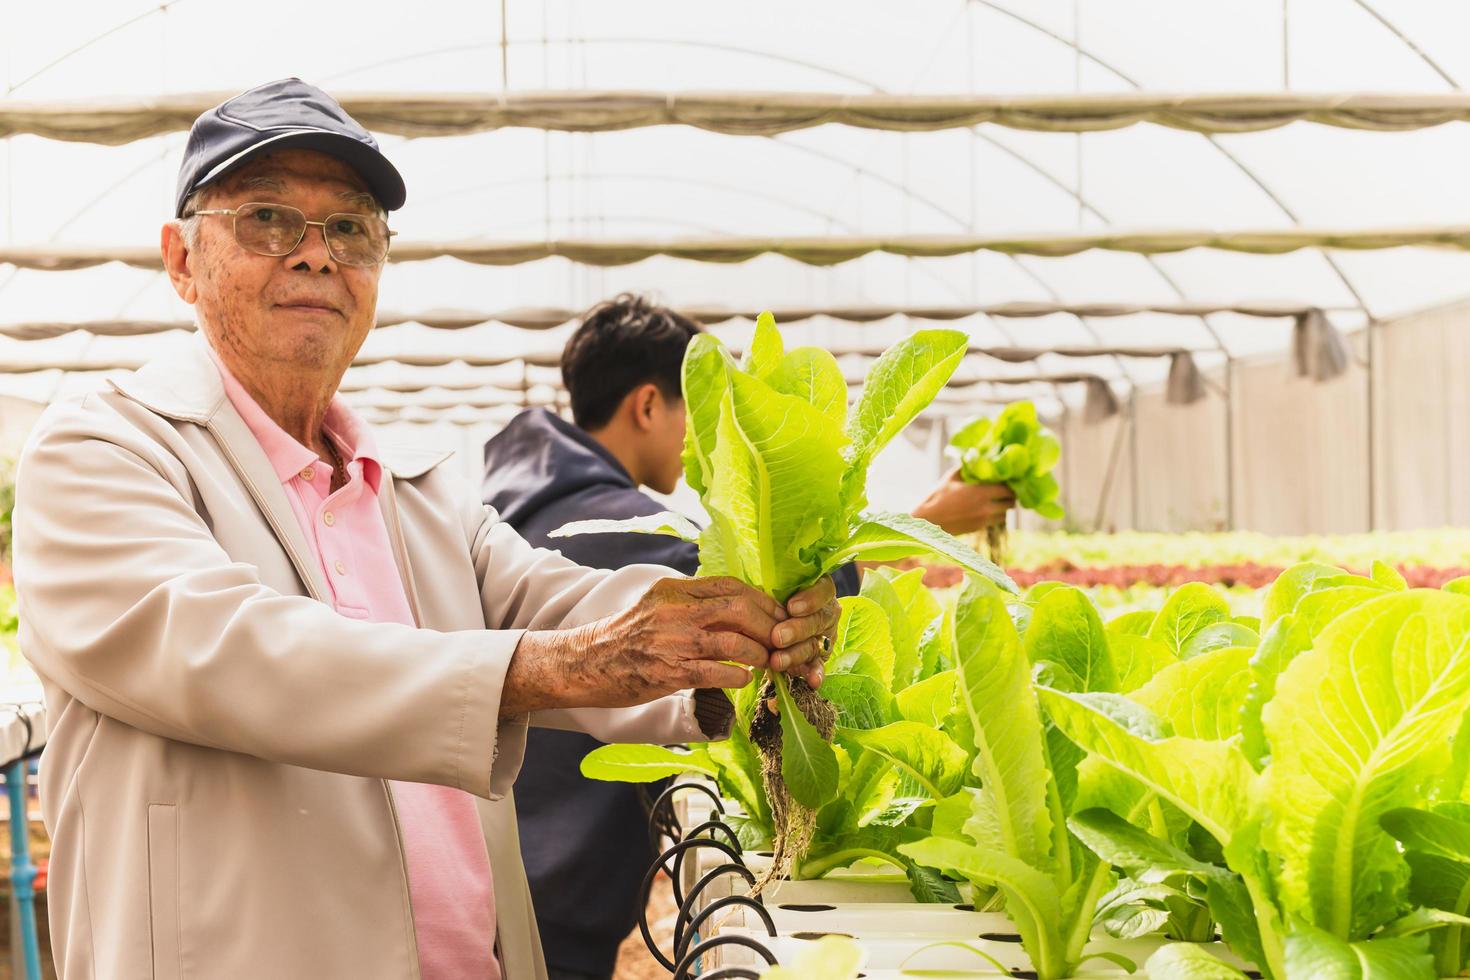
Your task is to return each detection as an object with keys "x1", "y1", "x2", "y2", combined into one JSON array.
[
  {"x1": 413, "y1": 172, "x2": 868, "y2": 231},
  {"x1": 317, "y1": 32, "x2": 1082, "y2": 368},
  {"x1": 10, "y1": 28, "x2": 1171, "y2": 393},
  {"x1": 745, "y1": 20, "x2": 1137, "y2": 397},
  {"x1": 1, "y1": 8, "x2": 1413, "y2": 331},
  {"x1": 321, "y1": 34, "x2": 1038, "y2": 364},
  {"x1": 8, "y1": 12, "x2": 1399, "y2": 529},
  {"x1": 412, "y1": 169, "x2": 986, "y2": 306},
  {"x1": 3, "y1": 2, "x2": 186, "y2": 97},
  {"x1": 320, "y1": 35, "x2": 884, "y2": 91},
  {"x1": 726, "y1": 42, "x2": 1136, "y2": 402},
  {"x1": 324, "y1": 35, "x2": 1016, "y2": 319},
  {"x1": 1340, "y1": 1, "x2": 1460, "y2": 528},
  {"x1": 972, "y1": 1, "x2": 1375, "y2": 322},
  {"x1": 761, "y1": 10, "x2": 1151, "y2": 407},
  {"x1": 0, "y1": 142, "x2": 180, "y2": 305},
  {"x1": 969, "y1": 0, "x2": 1388, "y2": 528},
  {"x1": 345, "y1": 23, "x2": 1385, "y2": 426},
  {"x1": 1348, "y1": 0, "x2": 1458, "y2": 90}
]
